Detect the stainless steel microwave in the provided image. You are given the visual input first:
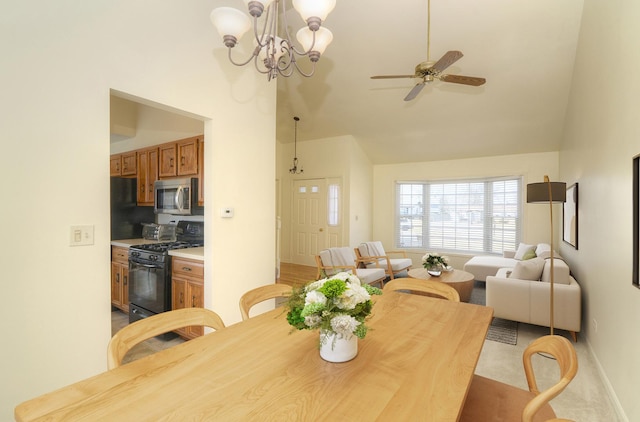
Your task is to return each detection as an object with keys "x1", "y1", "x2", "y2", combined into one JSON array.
[{"x1": 154, "y1": 178, "x2": 202, "y2": 215}]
